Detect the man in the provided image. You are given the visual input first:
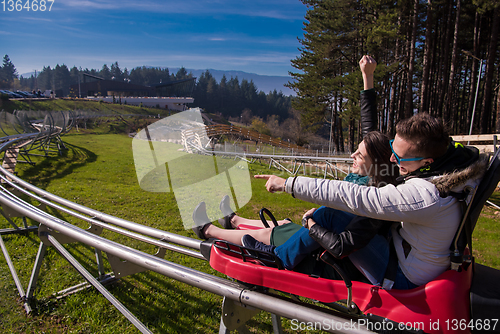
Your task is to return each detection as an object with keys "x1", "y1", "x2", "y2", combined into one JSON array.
[{"x1": 255, "y1": 113, "x2": 487, "y2": 289}]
